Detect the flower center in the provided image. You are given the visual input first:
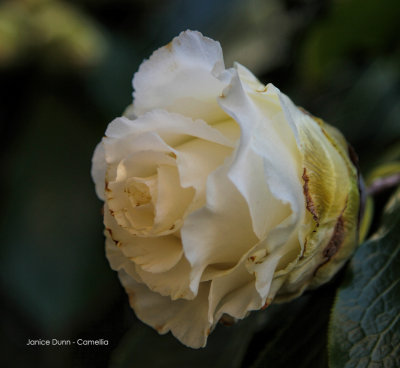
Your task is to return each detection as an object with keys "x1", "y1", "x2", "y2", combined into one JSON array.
[{"x1": 127, "y1": 181, "x2": 153, "y2": 207}]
